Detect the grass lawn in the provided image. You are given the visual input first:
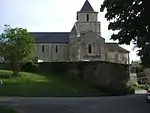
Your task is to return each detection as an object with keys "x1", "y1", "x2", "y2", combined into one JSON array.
[
  {"x1": 0, "y1": 70, "x2": 106, "y2": 97},
  {"x1": 0, "y1": 105, "x2": 18, "y2": 113}
]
